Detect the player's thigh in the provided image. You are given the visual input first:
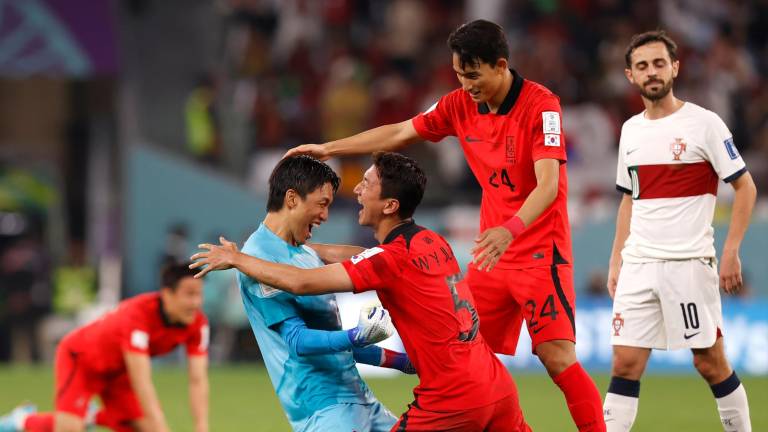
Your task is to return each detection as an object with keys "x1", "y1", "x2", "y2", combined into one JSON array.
[
  {"x1": 484, "y1": 394, "x2": 532, "y2": 432},
  {"x1": 390, "y1": 404, "x2": 485, "y2": 432},
  {"x1": 54, "y1": 412, "x2": 86, "y2": 432},
  {"x1": 466, "y1": 265, "x2": 522, "y2": 354},
  {"x1": 297, "y1": 403, "x2": 391, "y2": 432},
  {"x1": 54, "y1": 342, "x2": 97, "y2": 418},
  {"x1": 510, "y1": 265, "x2": 576, "y2": 352},
  {"x1": 658, "y1": 259, "x2": 722, "y2": 350},
  {"x1": 99, "y1": 373, "x2": 144, "y2": 427},
  {"x1": 611, "y1": 262, "x2": 666, "y2": 349}
]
